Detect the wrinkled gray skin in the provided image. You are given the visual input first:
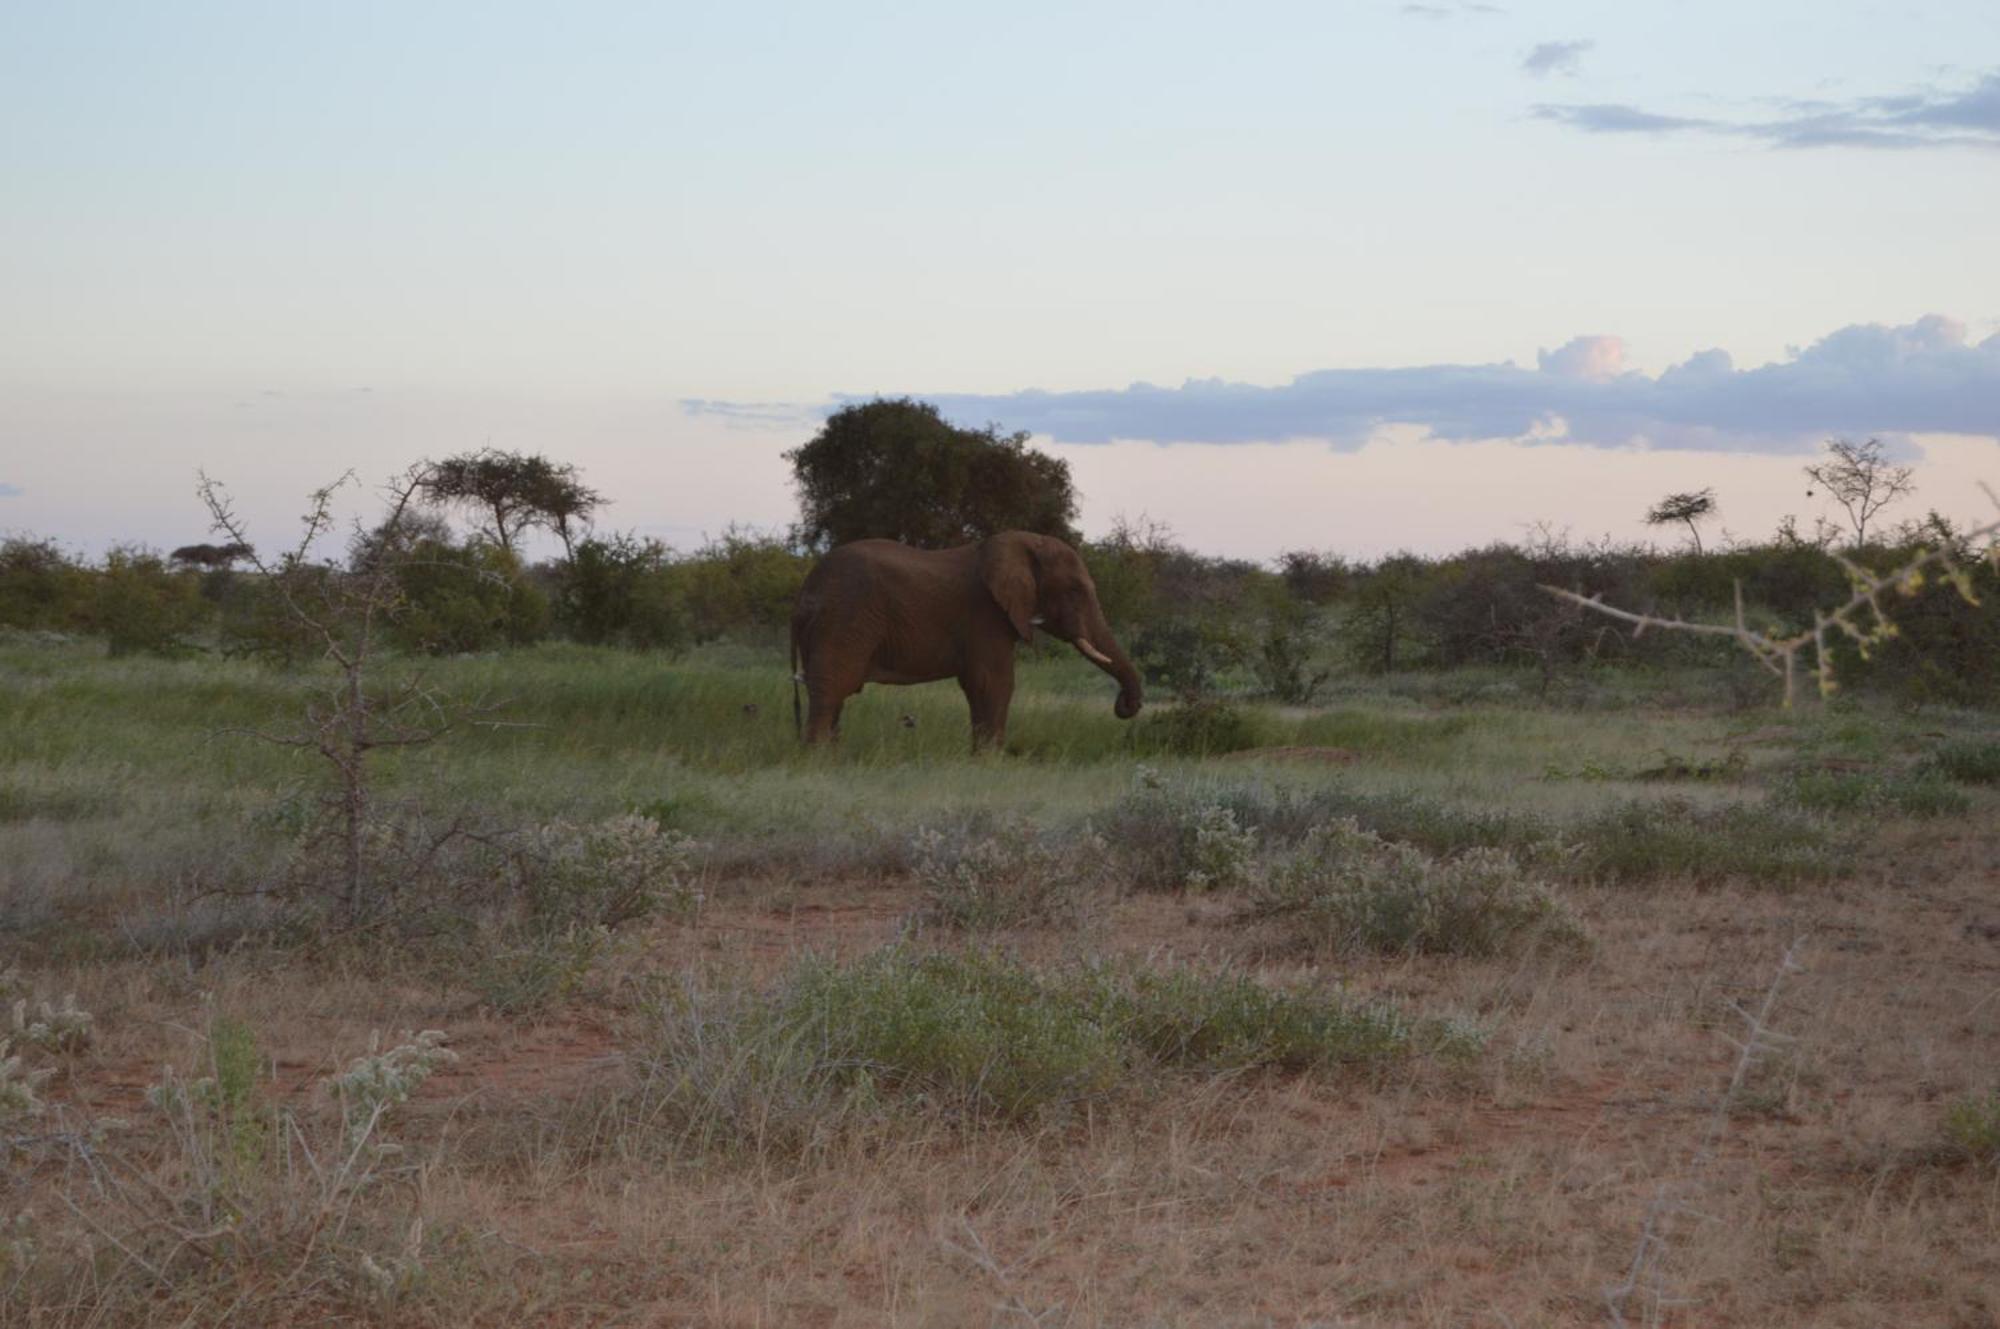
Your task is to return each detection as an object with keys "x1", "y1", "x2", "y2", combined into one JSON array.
[{"x1": 790, "y1": 531, "x2": 1143, "y2": 749}]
